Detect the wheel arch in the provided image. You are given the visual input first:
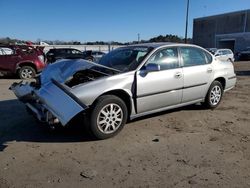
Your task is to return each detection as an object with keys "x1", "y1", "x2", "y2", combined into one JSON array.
[
  {"x1": 16, "y1": 61, "x2": 37, "y2": 73},
  {"x1": 214, "y1": 77, "x2": 226, "y2": 90},
  {"x1": 92, "y1": 89, "x2": 133, "y2": 119}
]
